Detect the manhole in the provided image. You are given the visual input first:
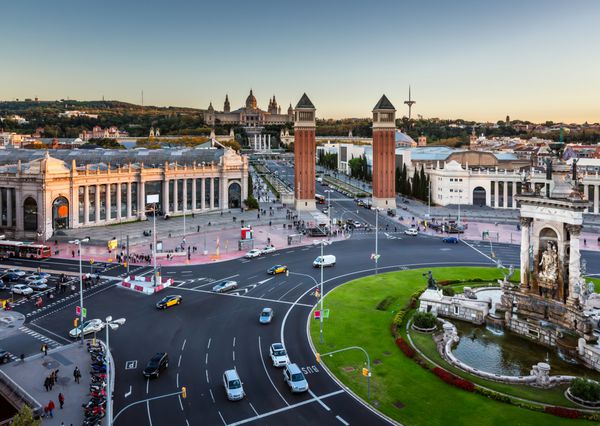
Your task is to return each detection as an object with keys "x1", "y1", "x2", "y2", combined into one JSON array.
[
  {"x1": 342, "y1": 367, "x2": 355, "y2": 373},
  {"x1": 42, "y1": 361, "x2": 58, "y2": 369},
  {"x1": 7, "y1": 325, "x2": 14, "y2": 328},
  {"x1": 373, "y1": 359, "x2": 382, "y2": 365},
  {"x1": 394, "y1": 401, "x2": 405, "y2": 409},
  {"x1": 383, "y1": 351, "x2": 391, "y2": 356}
]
